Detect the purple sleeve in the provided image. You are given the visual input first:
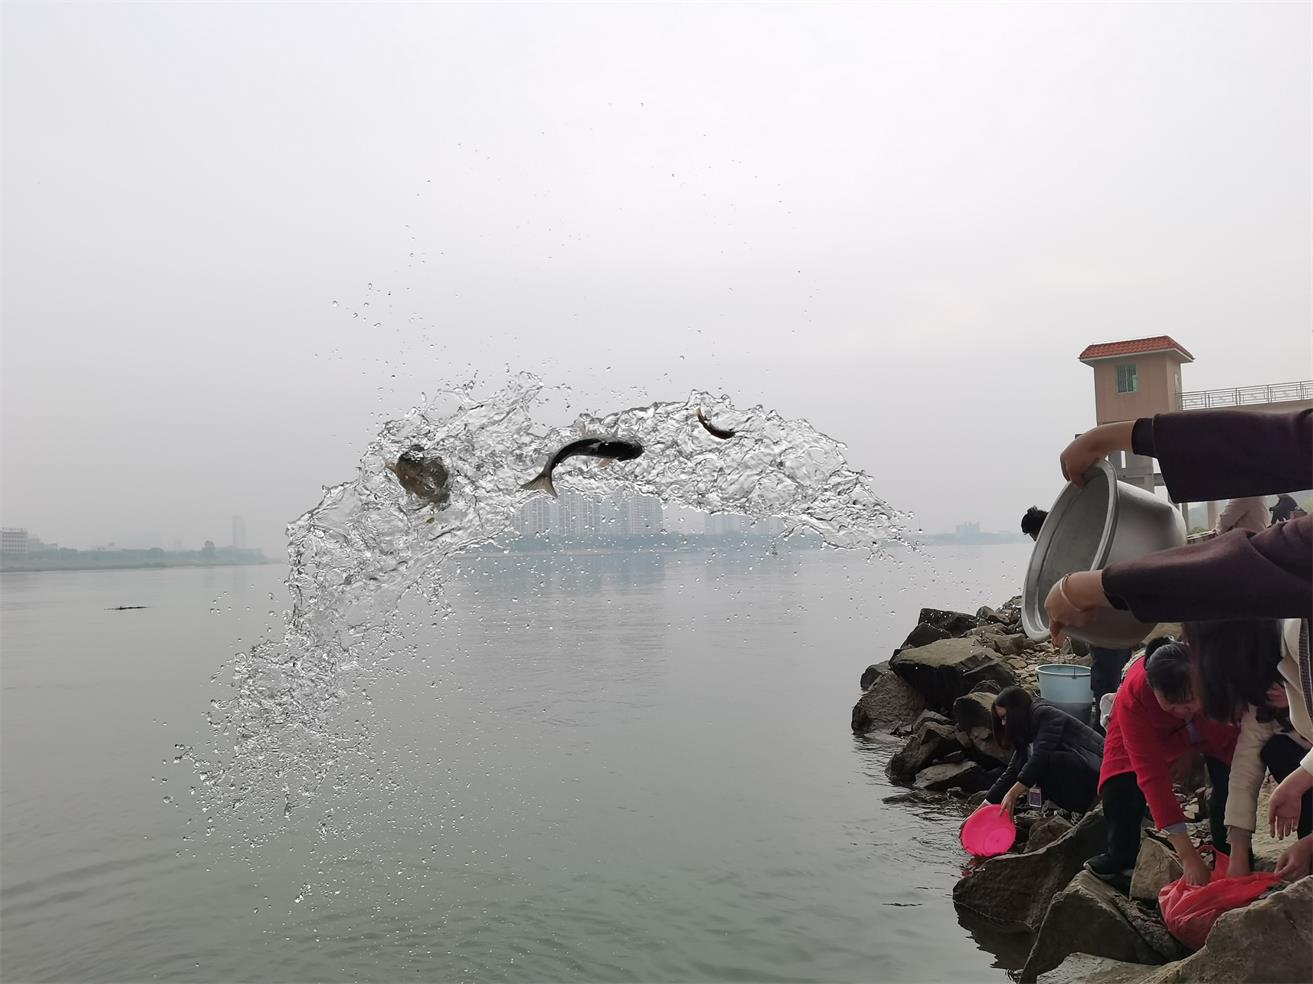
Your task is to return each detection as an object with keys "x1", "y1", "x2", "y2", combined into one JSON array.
[
  {"x1": 1133, "y1": 409, "x2": 1311, "y2": 502},
  {"x1": 1103, "y1": 516, "x2": 1312, "y2": 622}
]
